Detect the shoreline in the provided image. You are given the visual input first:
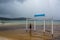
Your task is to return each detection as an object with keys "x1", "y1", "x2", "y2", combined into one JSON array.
[
  {"x1": 0, "y1": 23, "x2": 25, "y2": 27},
  {"x1": 0, "y1": 23, "x2": 60, "y2": 27}
]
